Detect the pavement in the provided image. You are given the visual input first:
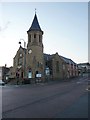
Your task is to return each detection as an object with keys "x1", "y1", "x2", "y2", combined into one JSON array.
[
  {"x1": 2, "y1": 76, "x2": 89, "y2": 118},
  {"x1": 55, "y1": 92, "x2": 88, "y2": 118}
]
